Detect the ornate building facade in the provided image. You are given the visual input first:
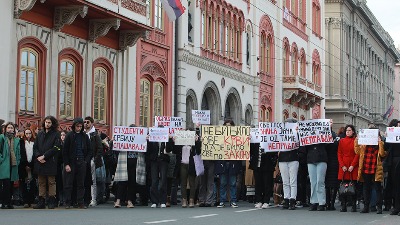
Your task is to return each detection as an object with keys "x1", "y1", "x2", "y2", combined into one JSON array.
[
  {"x1": 325, "y1": 0, "x2": 400, "y2": 131},
  {"x1": 0, "y1": 0, "x2": 174, "y2": 134},
  {"x1": 175, "y1": 0, "x2": 325, "y2": 127}
]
